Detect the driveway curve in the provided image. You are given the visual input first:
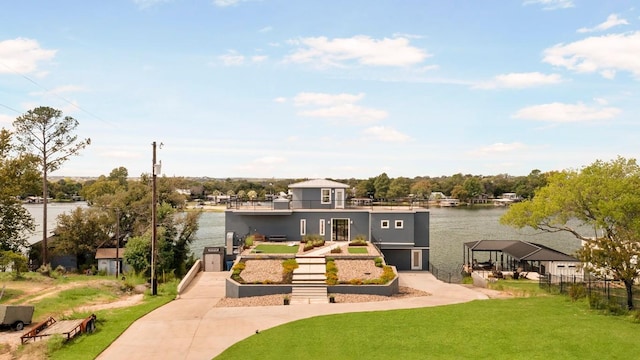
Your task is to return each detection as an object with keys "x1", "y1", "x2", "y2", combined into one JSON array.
[{"x1": 98, "y1": 271, "x2": 488, "y2": 360}]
